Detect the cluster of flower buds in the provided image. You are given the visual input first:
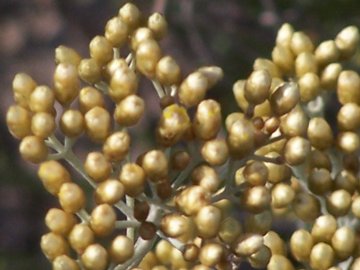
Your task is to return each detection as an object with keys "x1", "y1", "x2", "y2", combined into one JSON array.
[{"x1": 5, "y1": 1, "x2": 360, "y2": 270}]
